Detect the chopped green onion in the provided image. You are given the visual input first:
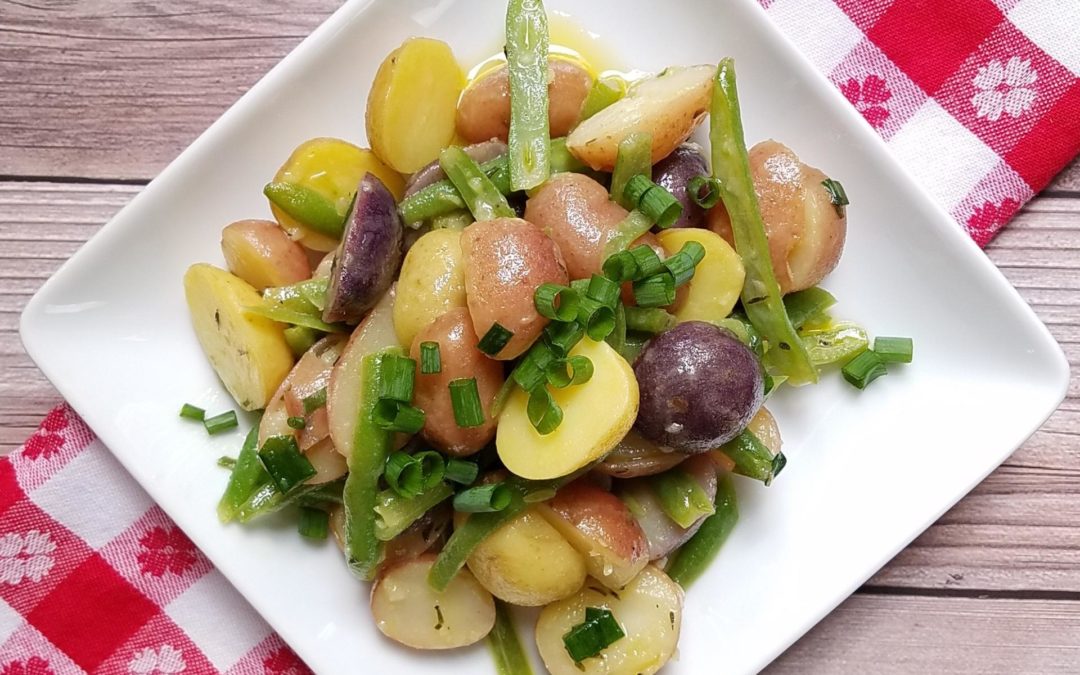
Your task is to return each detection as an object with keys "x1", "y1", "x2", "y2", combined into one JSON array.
[
  {"x1": 611, "y1": 132, "x2": 653, "y2": 207},
  {"x1": 440, "y1": 146, "x2": 517, "y2": 221},
  {"x1": 505, "y1": 0, "x2": 551, "y2": 190},
  {"x1": 579, "y1": 75, "x2": 626, "y2": 121},
  {"x1": 562, "y1": 607, "x2": 625, "y2": 663},
  {"x1": 216, "y1": 427, "x2": 265, "y2": 523},
  {"x1": 687, "y1": 175, "x2": 722, "y2": 209},
  {"x1": 415, "y1": 451, "x2": 447, "y2": 489},
  {"x1": 454, "y1": 483, "x2": 513, "y2": 513},
  {"x1": 601, "y1": 210, "x2": 654, "y2": 259},
  {"x1": 577, "y1": 297, "x2": 616, "y2": 341},
  {"x1": 375, "y1": 482, "x2": 454, "y2": 541},
  {"x1": 179, "y1": 403, "x2": 205, "y2": 421},
  {"x1": 398, "y1": 156, "x2": 507, "y2": 226},
  {"x1": 298, "y1": 506, "x2": 329, "y2": 540},
  {"x1": 842, "y1": 350, "x2": 887, "y2": 390},
  {"x1": 478, "y1": 322, "x2": 514, "y2": 356},
  {"x1": 605, "y1": 303, "x2": 628, "y2": 359},
  {"x1": 629, "y1": 244, "x2": 665, "y2": 279},
  {"x1": 445, "y1": 458, "x2": 480, "y2": 485},
  {"x1": 783, "y1": 287, "x2": 837, "y2": 330},
  {"x1": 217, "y1": 456, "x2": 237, "y2": 470},
  {"x1": 534, "y1": 284, "x2": 580, "y2": 322},
  {"x1": 373, "y1": 399, "x2": 426, "y2": 434},
  {"x1": 449, "y1": 378, "x2": 486, "y2": 428},
  {"x1": 543, "y1": 321, "x2": 585, "y2": 357},
  {"x1": 602, "y1": 250, "x2": 639, "y2": 283},
  {"x1": 512, "y1": 340, "x2": 558, "y2": 391},
  {"x1": 720, "y1": 429, "x2": 785, "y2": 485},
  {"x1": 258, "y1": 435, "x2": 316, "y2": 494},
  {"x1": 302, "y1": 387, "x2": 328, "y2": 414},
  {"x1": 428, "y1": 483, "x2": 528, "y2": 590},
  {"x1": 419, "y1": 341, "x2": 442, "y2": 375},
  {"x1": 263, "y1": 182, "x2": 345, "y2": 238},
  {"x1": 283, "y1": 325, "x2": 320, "y2": 357},
  {"x1": 663, "y1": 244, "x2": 704, "y2": 287},
  {"x1": 203, "y1": 410, "x2": 239, "y2": 435},
  {"x1": 384, "y1": 451, "x2": 425, "y2": 498},
  {"x1": 801, "y1": 323, "x2": 869, "y2": 367},
  {"x1": 632, "y1": 273, "x2": 676, "y2": 308},
  {"x1": 378, "y1": 354, "x2": 416, "y2": 402},
  {"x1": 624, "y1": 306, "x2": 676, "y2": 334},
  {"x1": 488, "y1": 601, "x2": 535, "y2": 675},
  {"x1": 527, "y1": 386, "x2": 563, "y2": 435},
  {"x1": 244, "y1": 304, "x2": 348, "y2": 334},
  {"x1": 286, "y1": 416, "x2": 306, "y2": 430},
  {"x1": 666, "y1": 474, "x2": 738, "y2": 588},
  {"x1": 622, "y1": 174, "x2": 683, "y2": 228},
  {"x1": 545, "y1": 355, "x2": 594, "y2": 388},
  {"x1": 586, "y1": 274, "x2": 620, "y2": 310},
  {"x1": 821, "y1": 178, "x2": 849, "y2": 216},
  {"x1": 874, "y1": 336, "x2": 914, "y2": 364},
  {"x1": 651, "y1": 469, "x2": 716, "y2": 529}
]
